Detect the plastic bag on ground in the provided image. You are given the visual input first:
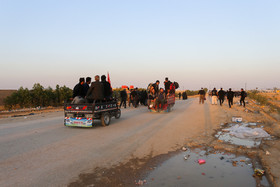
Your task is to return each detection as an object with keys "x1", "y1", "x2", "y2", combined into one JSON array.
[{"x1": 223, "y1": 124, "x2": 270, "y2": 139}]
